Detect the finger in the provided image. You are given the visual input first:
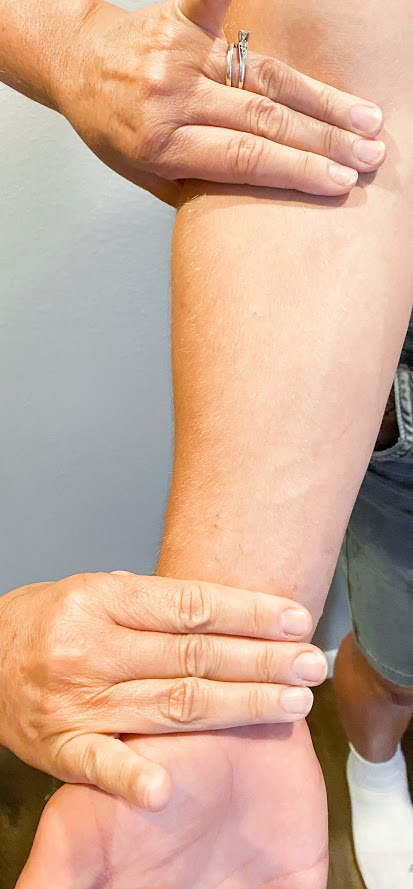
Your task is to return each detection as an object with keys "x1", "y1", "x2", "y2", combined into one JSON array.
[
  {"x1": 177, "y1": 0, "x2": 231, "y2": 36},
  {"x1": 57, "y1": 734, "x2": 172, "y2": 809},
  {"x1": 197, "y1": 86, "x2": 386, "y2": 173},
  {"x1": 206, "y1": 46, "x2": 383, "y2": 137},
  {"x1": 82, "y1": 678, "x2": 315, "y2": 734},
  {"x1": 105, "y1": 629, "x2": 328, "y2": 686},
  {"x1": 162, "y1": 126, "x2": 359, "y2": 195},
  {"x1": 108, "y1": 573, "x2": 313, "y2": 640}
]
